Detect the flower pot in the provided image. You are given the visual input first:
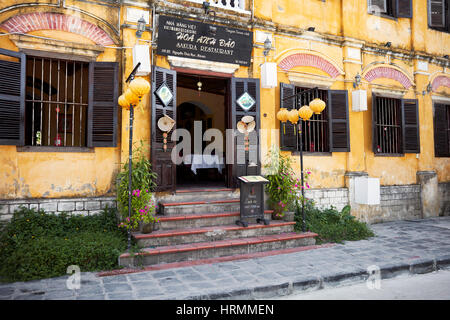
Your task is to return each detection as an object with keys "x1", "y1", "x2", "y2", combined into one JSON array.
[
  {"x1": 283, "y1": 211, "x2": 295, "y2": 222},
  {"x1": 139, "y1": 221, "x2": 154, "y2": 234}
]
